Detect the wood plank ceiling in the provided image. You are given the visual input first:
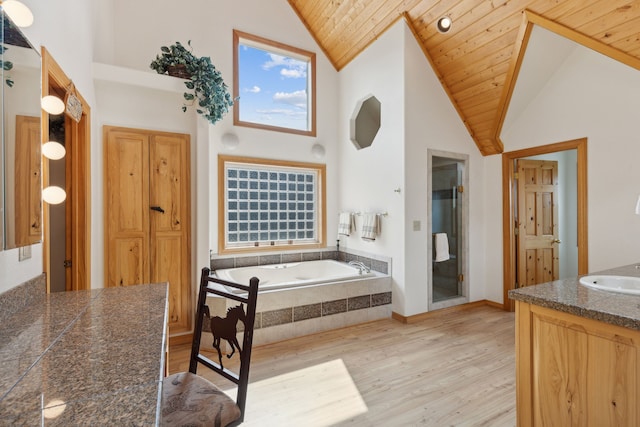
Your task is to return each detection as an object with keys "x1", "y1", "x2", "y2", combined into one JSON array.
[{"x1": 287, "y1": 0, "x2": 640, "y2": 156}]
